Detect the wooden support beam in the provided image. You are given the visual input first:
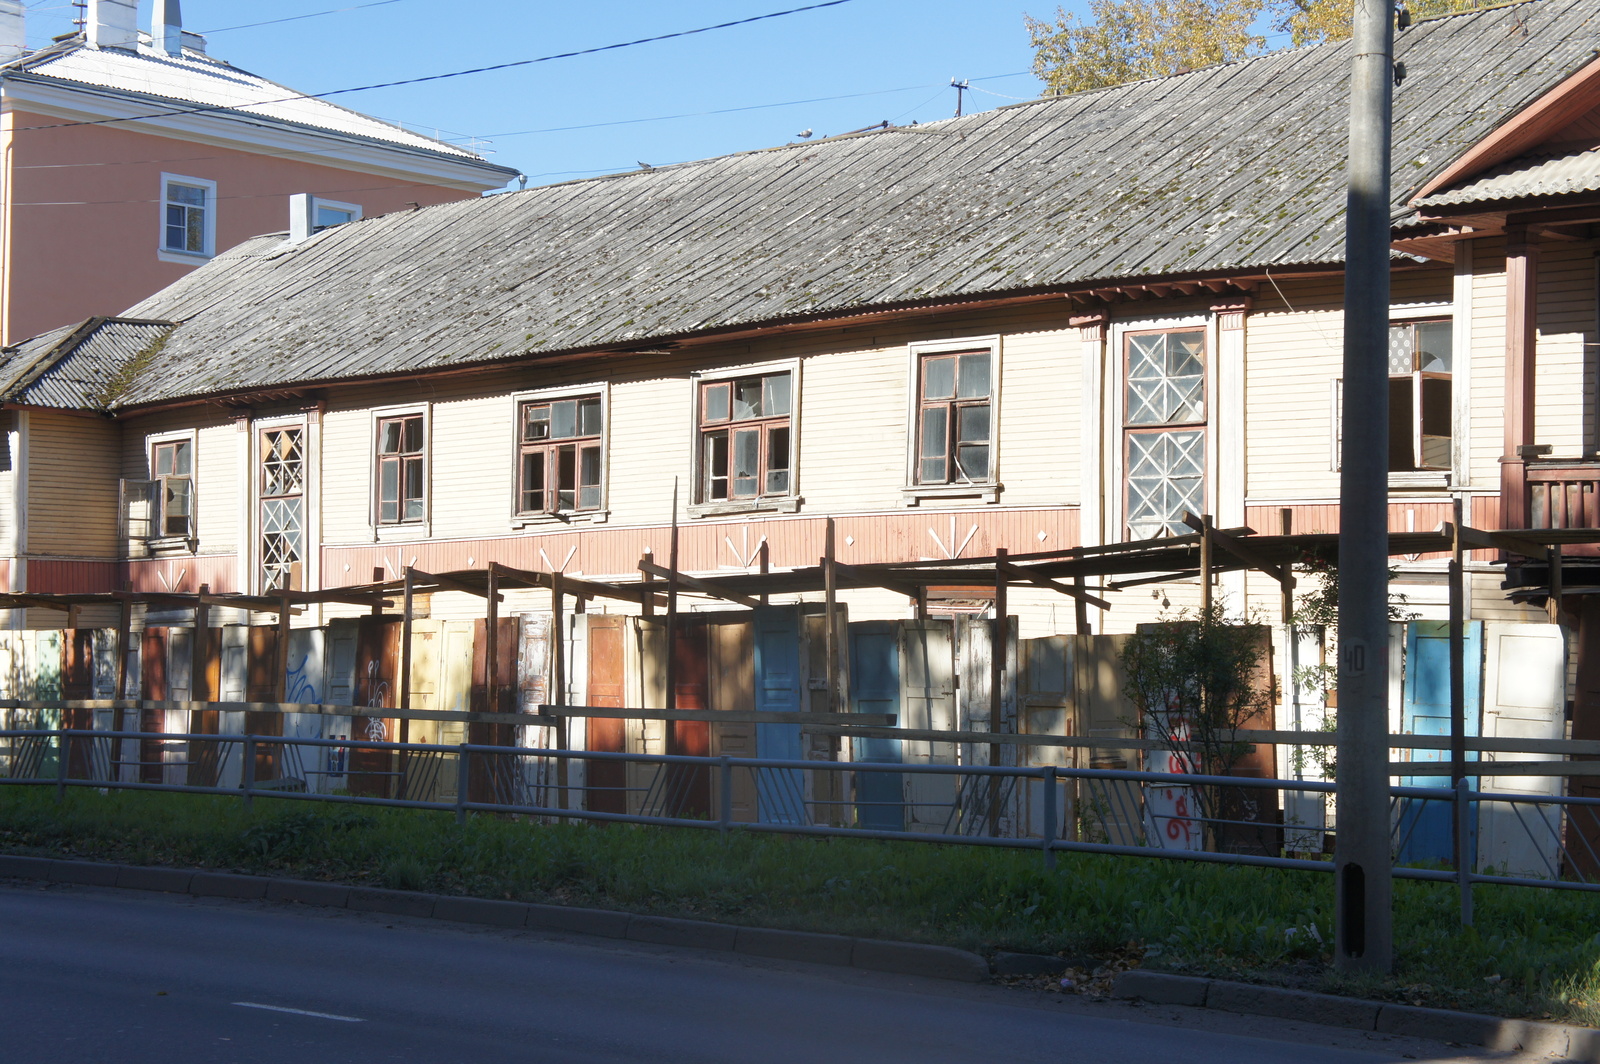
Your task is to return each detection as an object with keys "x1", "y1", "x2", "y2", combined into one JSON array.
[
  {"x1": 192, "y1": 584, "x2": 210, "y2": 700},
  {"x1": 1074, "y1": 573, "x2": 1089, "y2": 634},
  {"x1": 640, "y1": 554, "x2": 655, "y2": 617},
  {"x1": 666, "y1": 482, "x2": 680, "y2": 712},
  {"x1": 540, "y1": 705, "x2": 896, "y2": 726},
  {"x1": 824, "y1": 517, "x2": 839, "y2": 715},
  {"x1": 274, "y1": 593, "x2": 290, "y2": 703},
  {"x1": 1549, "y1": 544, "x2": 1564, "y2": 626},
  {"x1": 830, "y1": 559, "x2": 922, "y2": 600},
  {"x1": 1279, "y1": 508, "x2": 1295, "y2": 626},
  {"x1": 637, "y1": 559, "x2": 764, "y2": 610},
  {"x1": 408, "y1": 567, "x2": 502, "y2": 602},
  {"x1": 491, "y1": 560, "x2": 650, "y2": 606},
  {"x1": 1449, "y1": 500, "x2": 1468, "y2": 850},
  {"x1": 758, "y1": 540, "x2": 770, "y2": 607},
  {"x1": 1183, "y1": 511, "x2": 1292, "y2": 584},
  {"x1": 552, "y1": 571, "x2": 566, "y2": 708},
  {"x1": 1107, "y1": 570, "x2": 1202, "y2": 590},
  {"x1": 400, "y1": 569, "x2": 414, "y2": 711},
  {"x1": 998, "y1": 558, "x2": 1112, "y2": 610},
  {"x1": 486, "y1": 565, "x2": 499, "y2": 714},
  {"x1": 1199, "y1": 513, "x2": 1214, "y2": 613}
]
